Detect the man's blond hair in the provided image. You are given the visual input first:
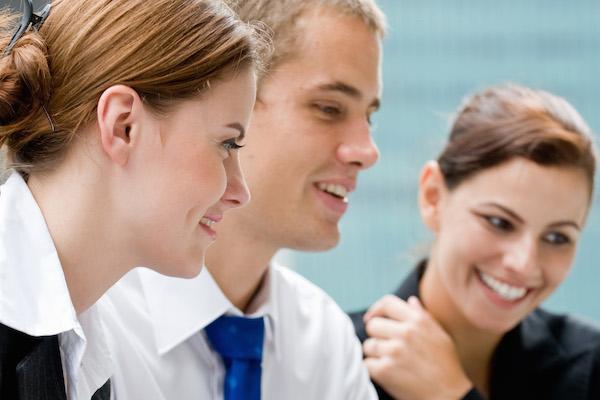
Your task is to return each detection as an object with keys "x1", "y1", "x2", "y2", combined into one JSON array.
[{"x1": 226, "y1": 0, "x2": 386, "y2": 74}]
